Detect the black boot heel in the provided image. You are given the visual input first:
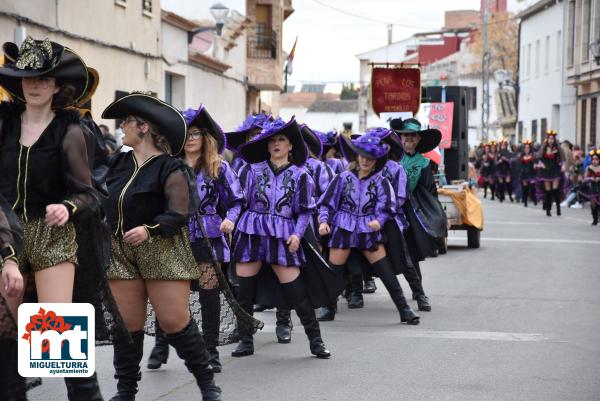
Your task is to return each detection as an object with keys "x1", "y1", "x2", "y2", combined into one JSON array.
[
  {"x1": 147, "y1": 321, "x2": 169, "y2": 369},
  {"x1": 275, "y1": 308, "x2": 293, "y2": 343}
]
